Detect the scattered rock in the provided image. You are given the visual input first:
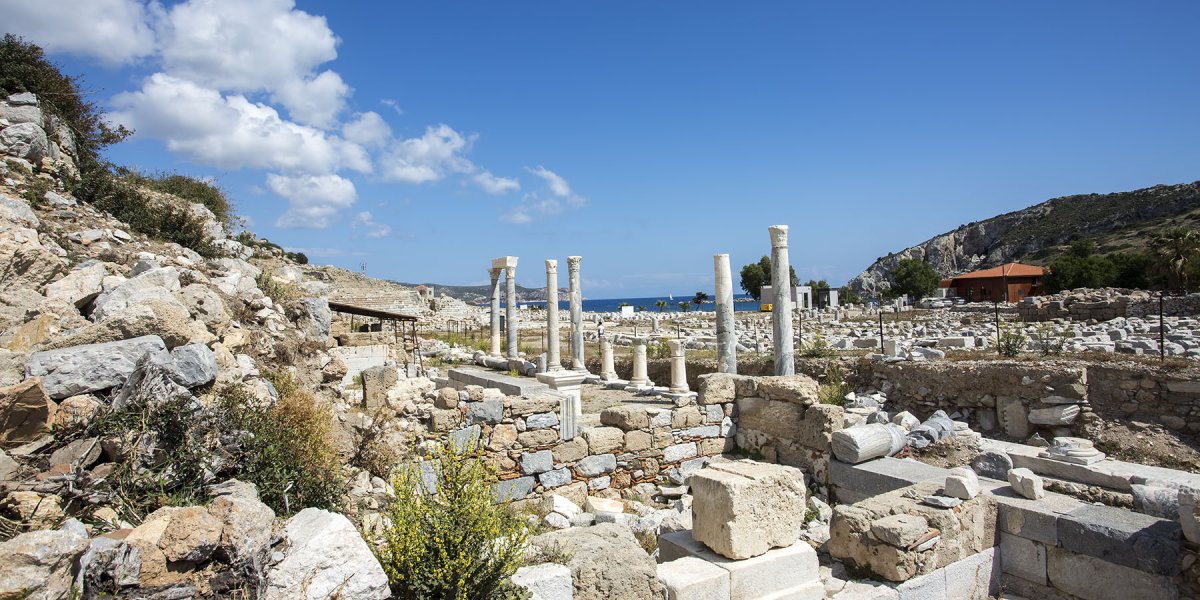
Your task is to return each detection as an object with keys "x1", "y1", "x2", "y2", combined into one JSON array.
[{"x1": 264, "y1": 508, "x2": 390, "y2": 600}]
